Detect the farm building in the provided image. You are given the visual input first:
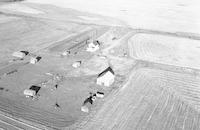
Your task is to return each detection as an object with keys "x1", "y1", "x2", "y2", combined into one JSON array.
[
  {"x1": 96, "y1": 91, "x2": 104, "y2": 98},
  {"x1": 62, "y1": 50, "x2": 70, "y2": 56},
  {"x1": 23, "y1": 85, "x2": 41, "y2": 98},
  {"x1": 72, "y1": 61, "x2": 82, "y2": 68},
  {"x1": 12, "y1": 51, "x2": 29, "y2": 58},
  {"x1": 96, "y1": 66, "x2": 115, "y2": 87},
  {"x1": 86, "y1": 40, "x2": 100, "y2": 52},
  {"x1": 81, "y1": 94, "x2": 97, "y2": 113},
  {"x1": 30, "y1": 56, "x2": 42, "y2": 64}
]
